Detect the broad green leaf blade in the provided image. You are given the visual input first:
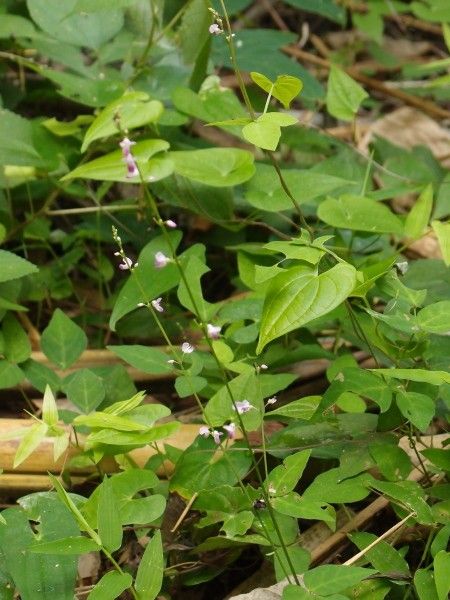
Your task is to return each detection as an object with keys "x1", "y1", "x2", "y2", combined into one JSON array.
[
  {"x1": 14, "y1": 422, "x2": 48, "y2": 468},
  {"x1": 273, "y1": 493, "x2": 335, "y2": 525},
  {"x1": 396, "y1": 391, "x2": 435, "y2": 432},
  {"x1": 87, "y1": 421, "x2": 180, "y2": 446},
  {"x1": 283, "y1": 0, "x2": 346, "y2": 24},
  {"x1": 432, "y1": 220, "x2": 450, "y2": 266},
  {"x1": 81, "y1": 93, "x2": 163, "y2": 151},
  {"x1": 0, "y1": 250, "x2": 38, "y2": 283},
  {"x1": 267, "y1": 396, "x2": 321, "y2": 420},
  {"x1": 326, "y1": 65, "x2": 368, "y2": 121},
  {"x1": 177, "y1": 253, "x2": 214, "y2": 321},
  {"x1": 107, "y1": 345, "x2": 172, "y2": 375},
  {"x1": 404, "y1": 183, "x2": 433, "y2": 239},
  {"x1": 304, "y1": 565, "x2": 373, "y2": 595},
  {"x1": 0, "y1": 360, "x2": 24, "y2": 389},
  {"x1": 64, "y1": 369, "x2": 105, "y2": 413},
  {"x1": 40, "y1": 309, "x2": 88, "y2": 369},
  {"x1": 175, "y1": 375, "x2": 207, "y2": 398},
  {"x1": 372, "y1": 480, "x2": 434, "y2": 524},
  {"x1": 372, "y1": 368, "x2": 450, "y2": 385},
  {"x1": 98, "y1": 478, "x2": 123, "y2": 553},
  {"x1": 266, "y1": 450, "x2": 311, "y2": 496},
  {"x1": 414, "y1": 569, "x2": 439, "y2": 600},
  {"x1": 88, "y1": 571, "x2": 133, "y2": 600},
  {"x1": 135, "y1": 530, "x2": 163, "y2": 600},
  {"x1": 170, "y1": 148, "x2": 255, "y2": 187},
  {"x1": 30, "y1": 536, "x2": 100, "y2": 554},
  {"x1": 242, "y1": 120, "x2": 281, "y2": 151},
  {"x1": 434, "y1": 551, "x2": 450, "y2": 600},
  {"x1": 62, "y1": 139, "x2": 172, "y2": 183},
  {"x1": 73, "y1": 412, "x2": 147, "y2": 432},
  {"x1": 2, "y1": 314, "x2": 31, "y2": 363},
  {"x1": 349, "y1": 532, "x2": 409, "y2": 575},
  {"x1": 250, "y1": 73, "x2": 303, "y2": 109},
  {"x1": 257, "y1": 263, "x2": 356, "y2": 353},
  {"x1": 318, "y1": 195, "x2": 403, "y2": 234},
  {"x1": 417, "y1": 300, "x2": 450, "y2": 334}
]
